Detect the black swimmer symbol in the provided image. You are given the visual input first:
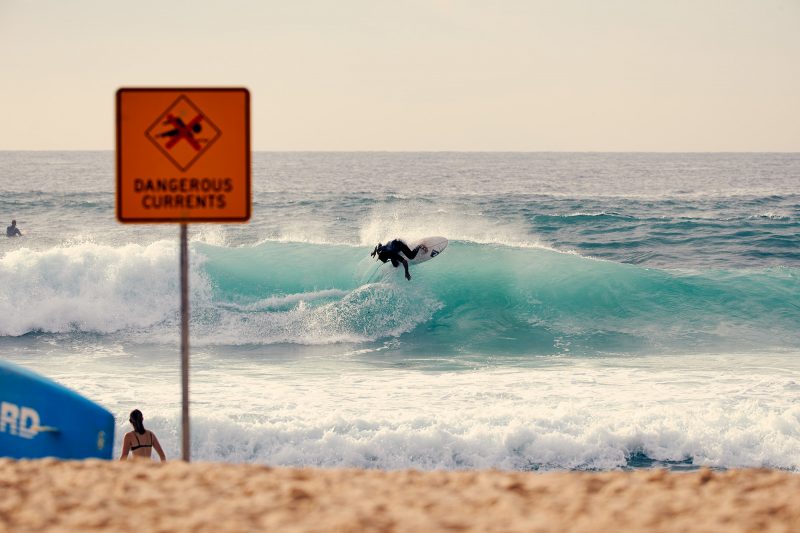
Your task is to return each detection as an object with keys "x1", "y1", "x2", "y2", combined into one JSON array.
[{"x1": 156, "y1": 114, "x2": 208, "y2": 151}]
